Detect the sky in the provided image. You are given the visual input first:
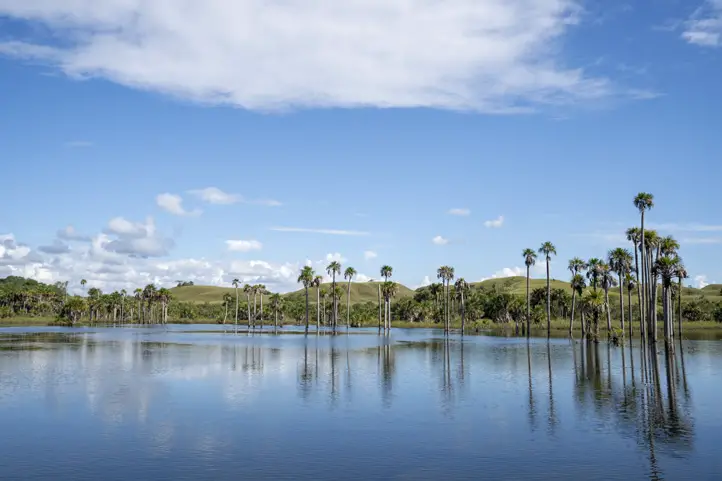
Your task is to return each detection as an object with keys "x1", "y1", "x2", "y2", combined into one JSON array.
[{"x1": 0, "y1": 0, "x2": 721, "y2": 294}]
